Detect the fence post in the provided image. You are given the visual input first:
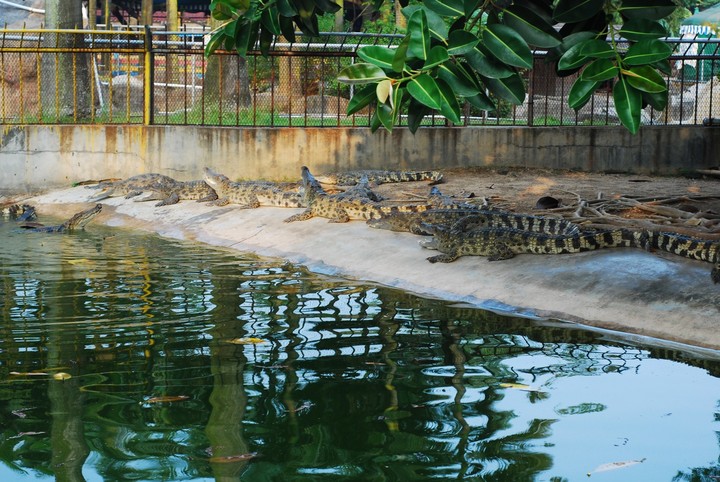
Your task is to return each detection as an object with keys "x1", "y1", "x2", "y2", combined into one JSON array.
[{"x1": 143, "y1": 25, "x2": 154, "y2": 125}]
